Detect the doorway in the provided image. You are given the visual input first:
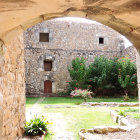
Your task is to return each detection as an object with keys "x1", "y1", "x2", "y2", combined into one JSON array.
[{"x1": 44, "y1": 80, "x2": 52, "y2": 93}]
